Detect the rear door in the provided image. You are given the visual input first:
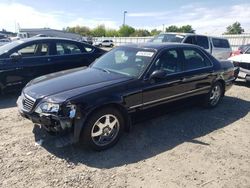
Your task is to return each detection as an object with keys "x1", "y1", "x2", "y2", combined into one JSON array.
[
  {"x1": 180, "y1": 47, "x2": 215, "y2": 94},
  {"x1": 49, "y1": 40, "x2": 96, "y2": 73}
]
